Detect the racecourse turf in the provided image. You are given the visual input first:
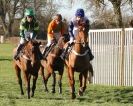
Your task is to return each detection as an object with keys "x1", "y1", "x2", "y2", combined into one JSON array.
[{"x1": 0, "y1": 43, "x2": 133, "y2": 106}]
